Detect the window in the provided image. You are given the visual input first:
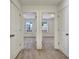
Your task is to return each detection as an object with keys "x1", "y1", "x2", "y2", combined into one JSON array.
[
  {"x1": 42, "y1": 12, "x2": 54, "y2": 32},
  {"x1": 42, "y1": 21, "x2": 48, "y2": 32},
  {"x1": 23, "y1": 12, "x2": 36, "y2": 32},
  {"x1": 24, "y1": 20, "x2": 32, "y2": 32}
]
